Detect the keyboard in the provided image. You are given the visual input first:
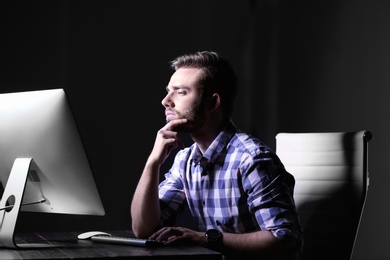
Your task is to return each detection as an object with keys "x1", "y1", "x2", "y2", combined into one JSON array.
[{"x1": 91, "y1": 235, "x2": 165, "y2": 247}]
